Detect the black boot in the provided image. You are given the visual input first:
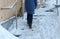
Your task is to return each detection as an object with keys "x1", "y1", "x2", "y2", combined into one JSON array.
[
  {"x1": 28, "y1": 24, "x2": 32, "y2": 29},
  {"x1": 27, "y1": 13, "x2": 33, "y2": 29}
]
